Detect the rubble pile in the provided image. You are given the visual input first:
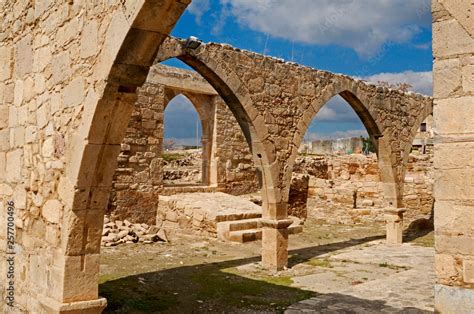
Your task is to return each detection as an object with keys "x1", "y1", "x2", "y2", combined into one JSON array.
[
  {"x1": 101, "y1": 216, "x2": 168, "y2": 247},
  {"x1": 162, "y1": 150, "x2": 202, "y2": 184}
]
